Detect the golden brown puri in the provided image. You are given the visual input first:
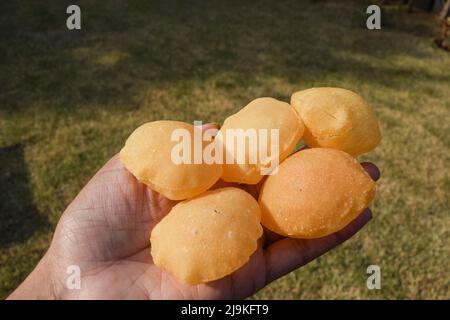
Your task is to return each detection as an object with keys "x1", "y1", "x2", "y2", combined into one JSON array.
[
  {"x1": 119, "y1": 120, "x2": 222, "y2": 200},
  {"x1": 220, "y1": 97, "x2": 304, "y2": 184},
  {"x1": 291, "y1": 87, "x2": 381, "y2": 156},
  {"x1": 150, "y1": 187, "x2": 263, "y2": 285},
  {"x1": 259, "y1": 148, "x2": 375, "y2": 239}
]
